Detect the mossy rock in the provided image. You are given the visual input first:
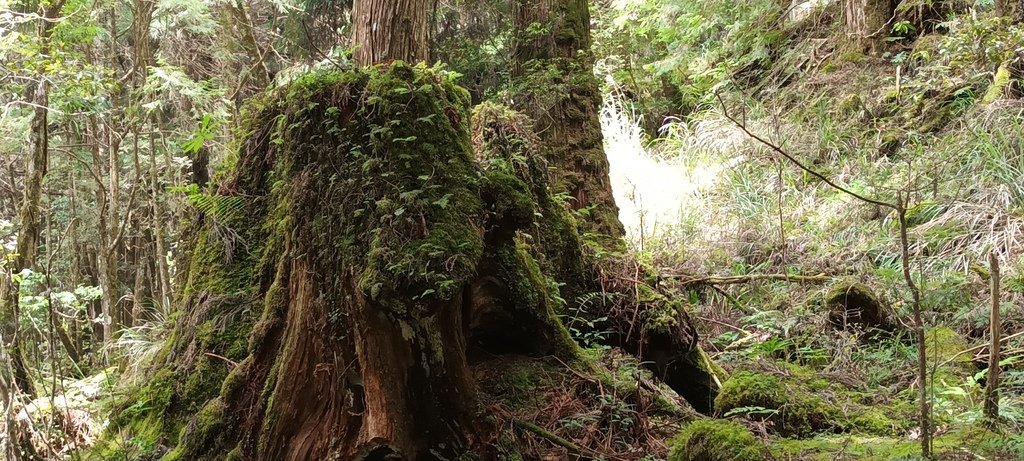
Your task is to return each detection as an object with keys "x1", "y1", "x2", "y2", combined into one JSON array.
[
  {"x1": 924, "y1": 326, "x2": 971, "y2": 365},
  {"x1": 826, "y1": 282, "x2": 898, "y2": 333},
  {"x1": 714, "y1": 371, "x2": 837, "y2": 437},
  {"x1": 983, "y1": 63, "x2": 1011, "y2": 104},
  {"x1": 668, "y1": 419, "x2": 770, "y2": 461}
]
